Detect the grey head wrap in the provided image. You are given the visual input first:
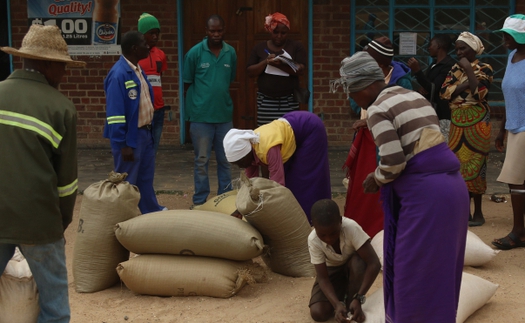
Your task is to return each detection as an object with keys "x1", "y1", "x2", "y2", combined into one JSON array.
[{"x1": 329, "y1": 51, "x2": 385, "y2": 94}]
